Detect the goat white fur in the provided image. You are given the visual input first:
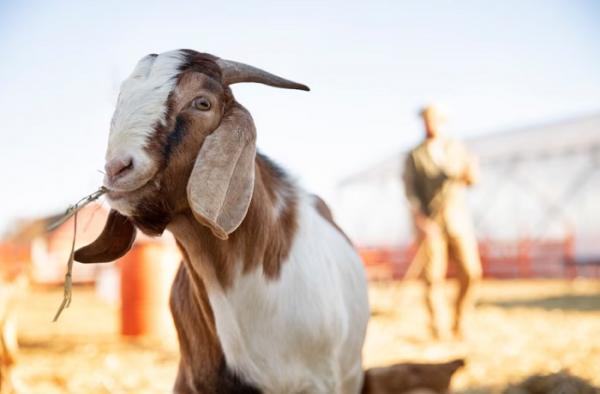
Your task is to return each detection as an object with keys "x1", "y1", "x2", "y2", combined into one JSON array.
[{"x1": 170, "y1": 192, "x2": 369, "y2": 393}]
